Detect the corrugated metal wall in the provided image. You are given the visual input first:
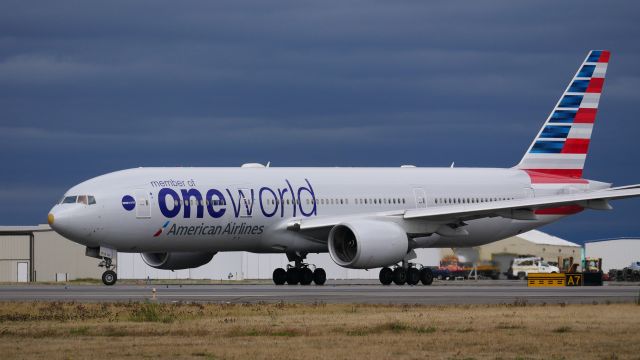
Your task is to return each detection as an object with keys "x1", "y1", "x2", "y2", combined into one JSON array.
[
  {"x1": 33, "y1": 231, "x2": 103, "y2": 281},
  {"x1": 0, "y1": 235, "x2": 30, "y2": 282}
]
